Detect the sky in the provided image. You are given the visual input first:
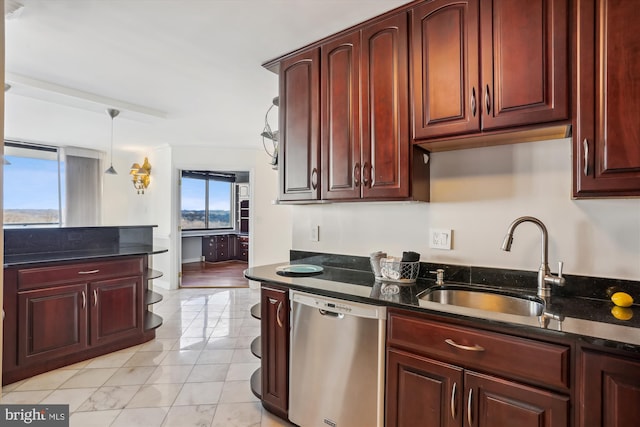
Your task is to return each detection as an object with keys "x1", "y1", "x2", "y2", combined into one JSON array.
[
  {"x1": 181, "y1": 177, "x2": 231, "y2": 211},
  {"x1": 3, "y1": 156, "x2": 61, "y2": 209}
]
